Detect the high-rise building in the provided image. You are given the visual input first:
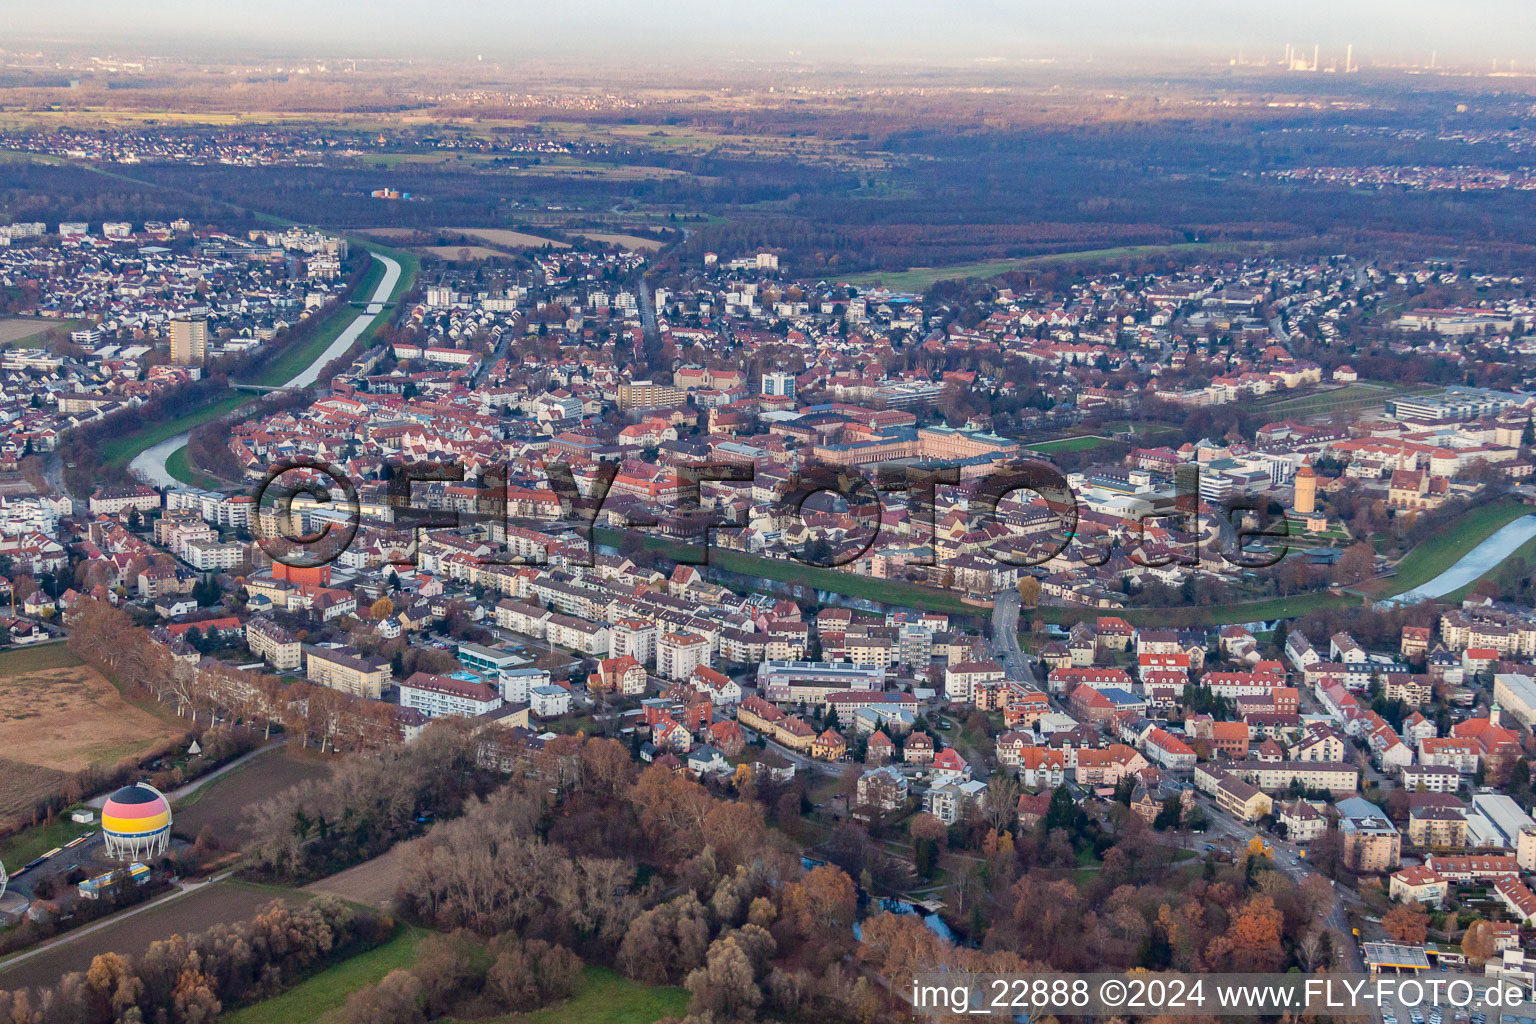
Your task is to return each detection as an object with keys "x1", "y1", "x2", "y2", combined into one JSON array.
[
  {"x1": 762, "y1": 371, "x2": 795, "y2": 399},
  {"x1": 169, "y1": 317, "x2": 208, "y2": 366}
]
